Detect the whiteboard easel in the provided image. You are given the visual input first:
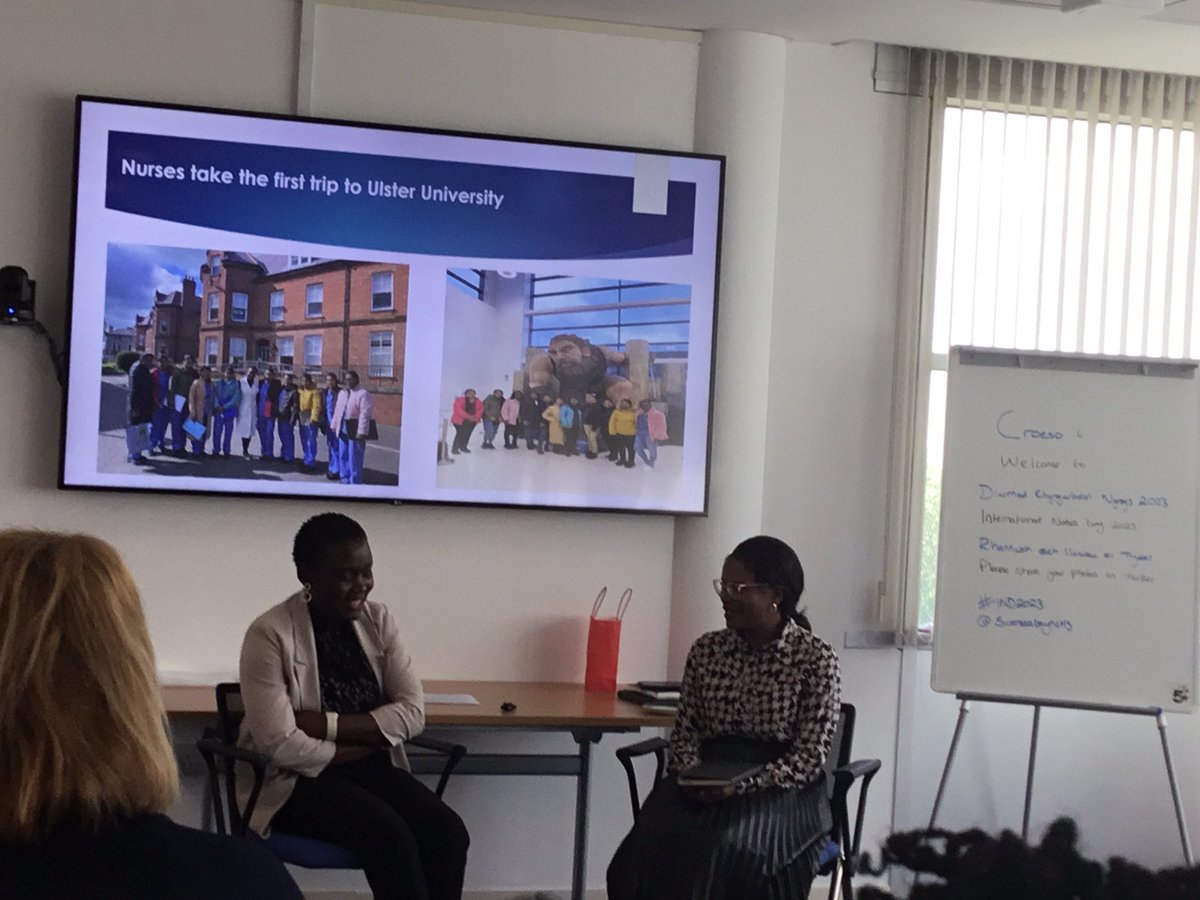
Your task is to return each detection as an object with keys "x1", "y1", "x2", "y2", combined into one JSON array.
[{"x1": 928, "y1": 348, "x2": 1200, "y2": 863}]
